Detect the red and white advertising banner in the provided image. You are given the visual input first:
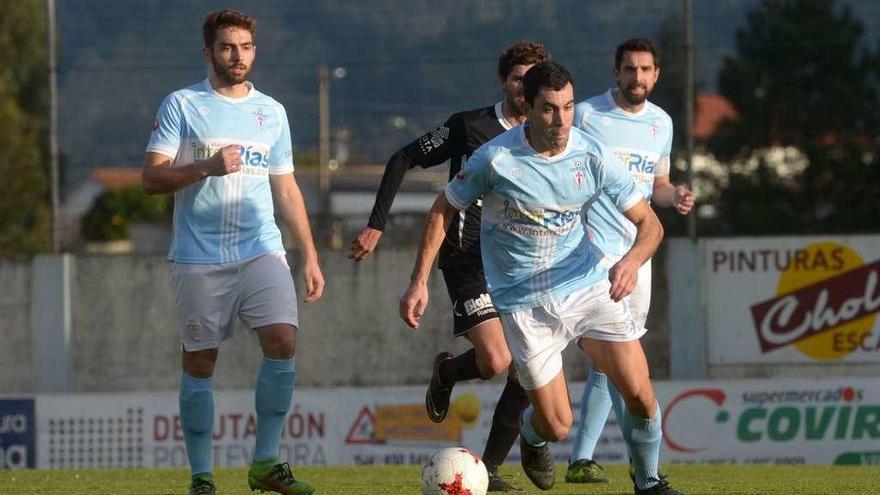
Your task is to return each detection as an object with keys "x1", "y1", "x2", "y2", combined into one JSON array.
[
  {"x1": 656, "y1": 377, "x2": 879, "y2": 466},
  {"x1": 704, "y1": 236, "x2": 880, "y2": 364},
  {"x1": 30, "y1": 376, "x2": 880, "y2": 469}
]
